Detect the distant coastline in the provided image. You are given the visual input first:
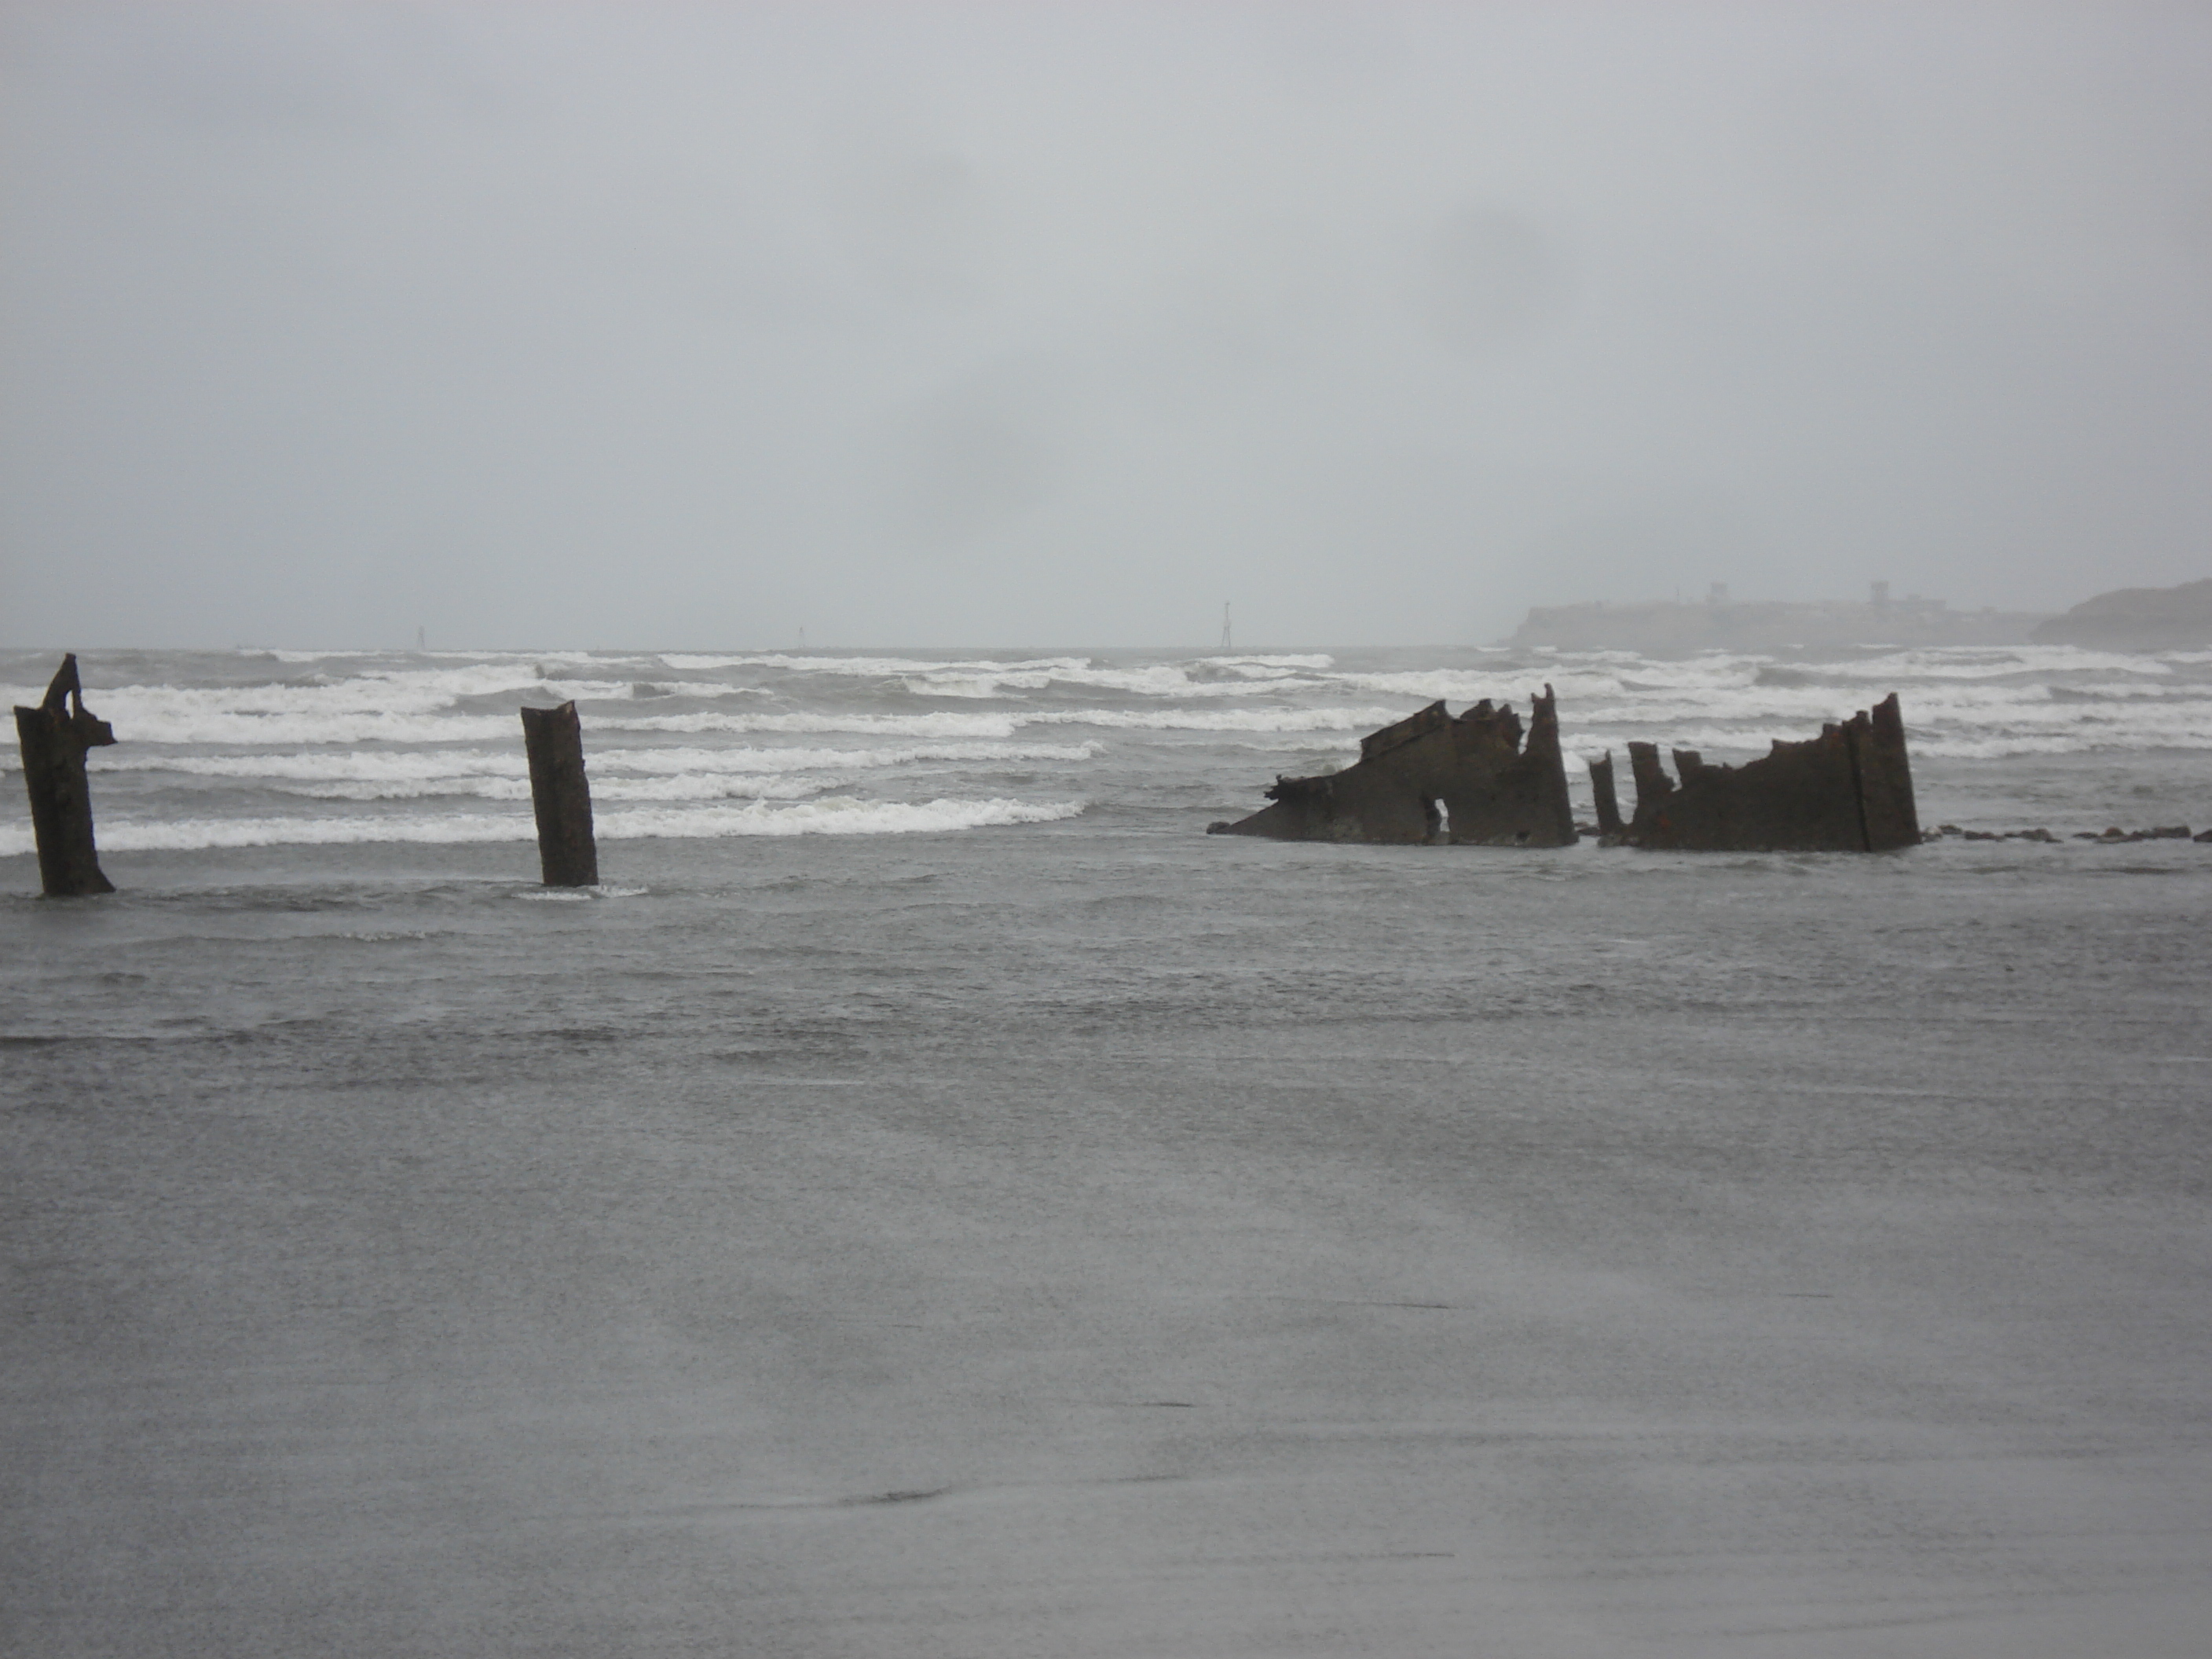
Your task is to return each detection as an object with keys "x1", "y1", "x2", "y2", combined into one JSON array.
[
  {"x1": 1511, "y1": 584, "x2": 2046, "y2": 654},
  {"x1": 2031, "y1": 577, "x2": 2212, "y2": 651}
]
